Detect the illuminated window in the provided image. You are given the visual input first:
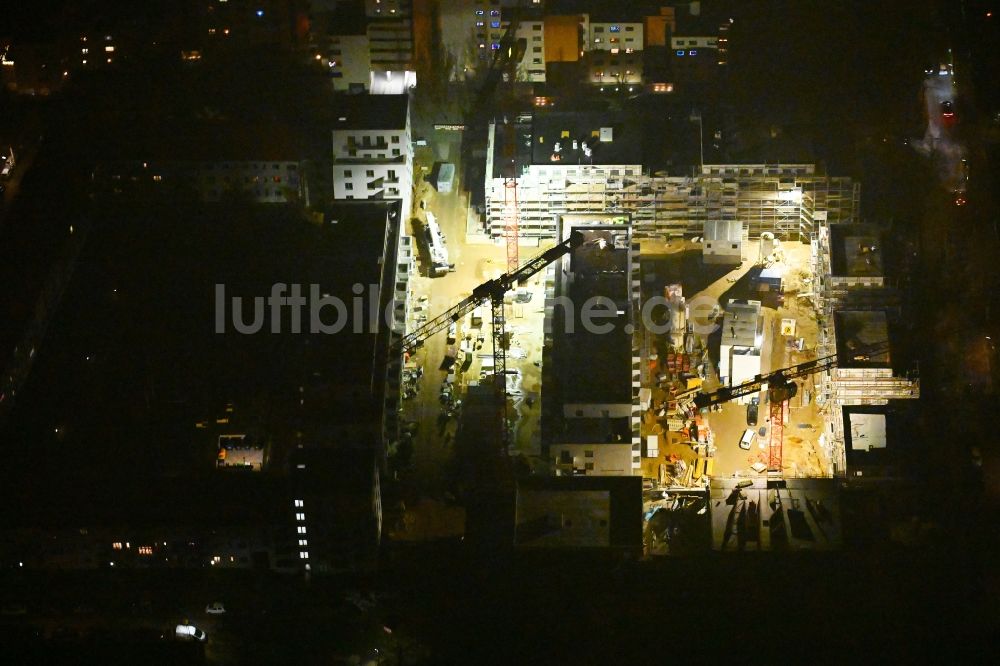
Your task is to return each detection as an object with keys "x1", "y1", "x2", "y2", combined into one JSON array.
[
  {"x1": 295, "y1": 512, "x2": 305, "y2": 521},
  {"x1": 676, "y1": 50, "x2": 685, "y2": 56},
  {"x1": 299, "y1": 551, "x2": 309, "y2": 559},
  {"x1": 475, "y1": 9, "x2": 484, "y2": 15},
  {"x1": 491, "y1": 21, "x2": 500, "y2": 28},
  {"x1": 294, "y1": 499, "x2": 304, "y2": 507},
  {"x1": 490, "y1": 10, "x2": 499, "y2": 16},
  {"x1": 689, "y1": 50, "x2": 698, "y2": 56},
  {"x1": 82, "y1": 48, "x2": 89, "y2": 54},
  {"x1": 112, "y1": 542, "x2": 123, "y2": 550},
  {"x1": 152, "y1": 175, "x2": 162, "y2": 182},
  {"x1": 297, "y1": 526, "x2": 307, "y2": 534},
  {"x1": 105, "y1": 46, "x2": 115, "y2": 52},
  {"x1": 609, "y1": 25, "x2": 620, "y2": 32},
  {"x1": 138, "y1": 546, "x2": 153, "y2": 555},
  {"x1": 476, "y1": 21, "x2": 484, "y2": 27}
]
